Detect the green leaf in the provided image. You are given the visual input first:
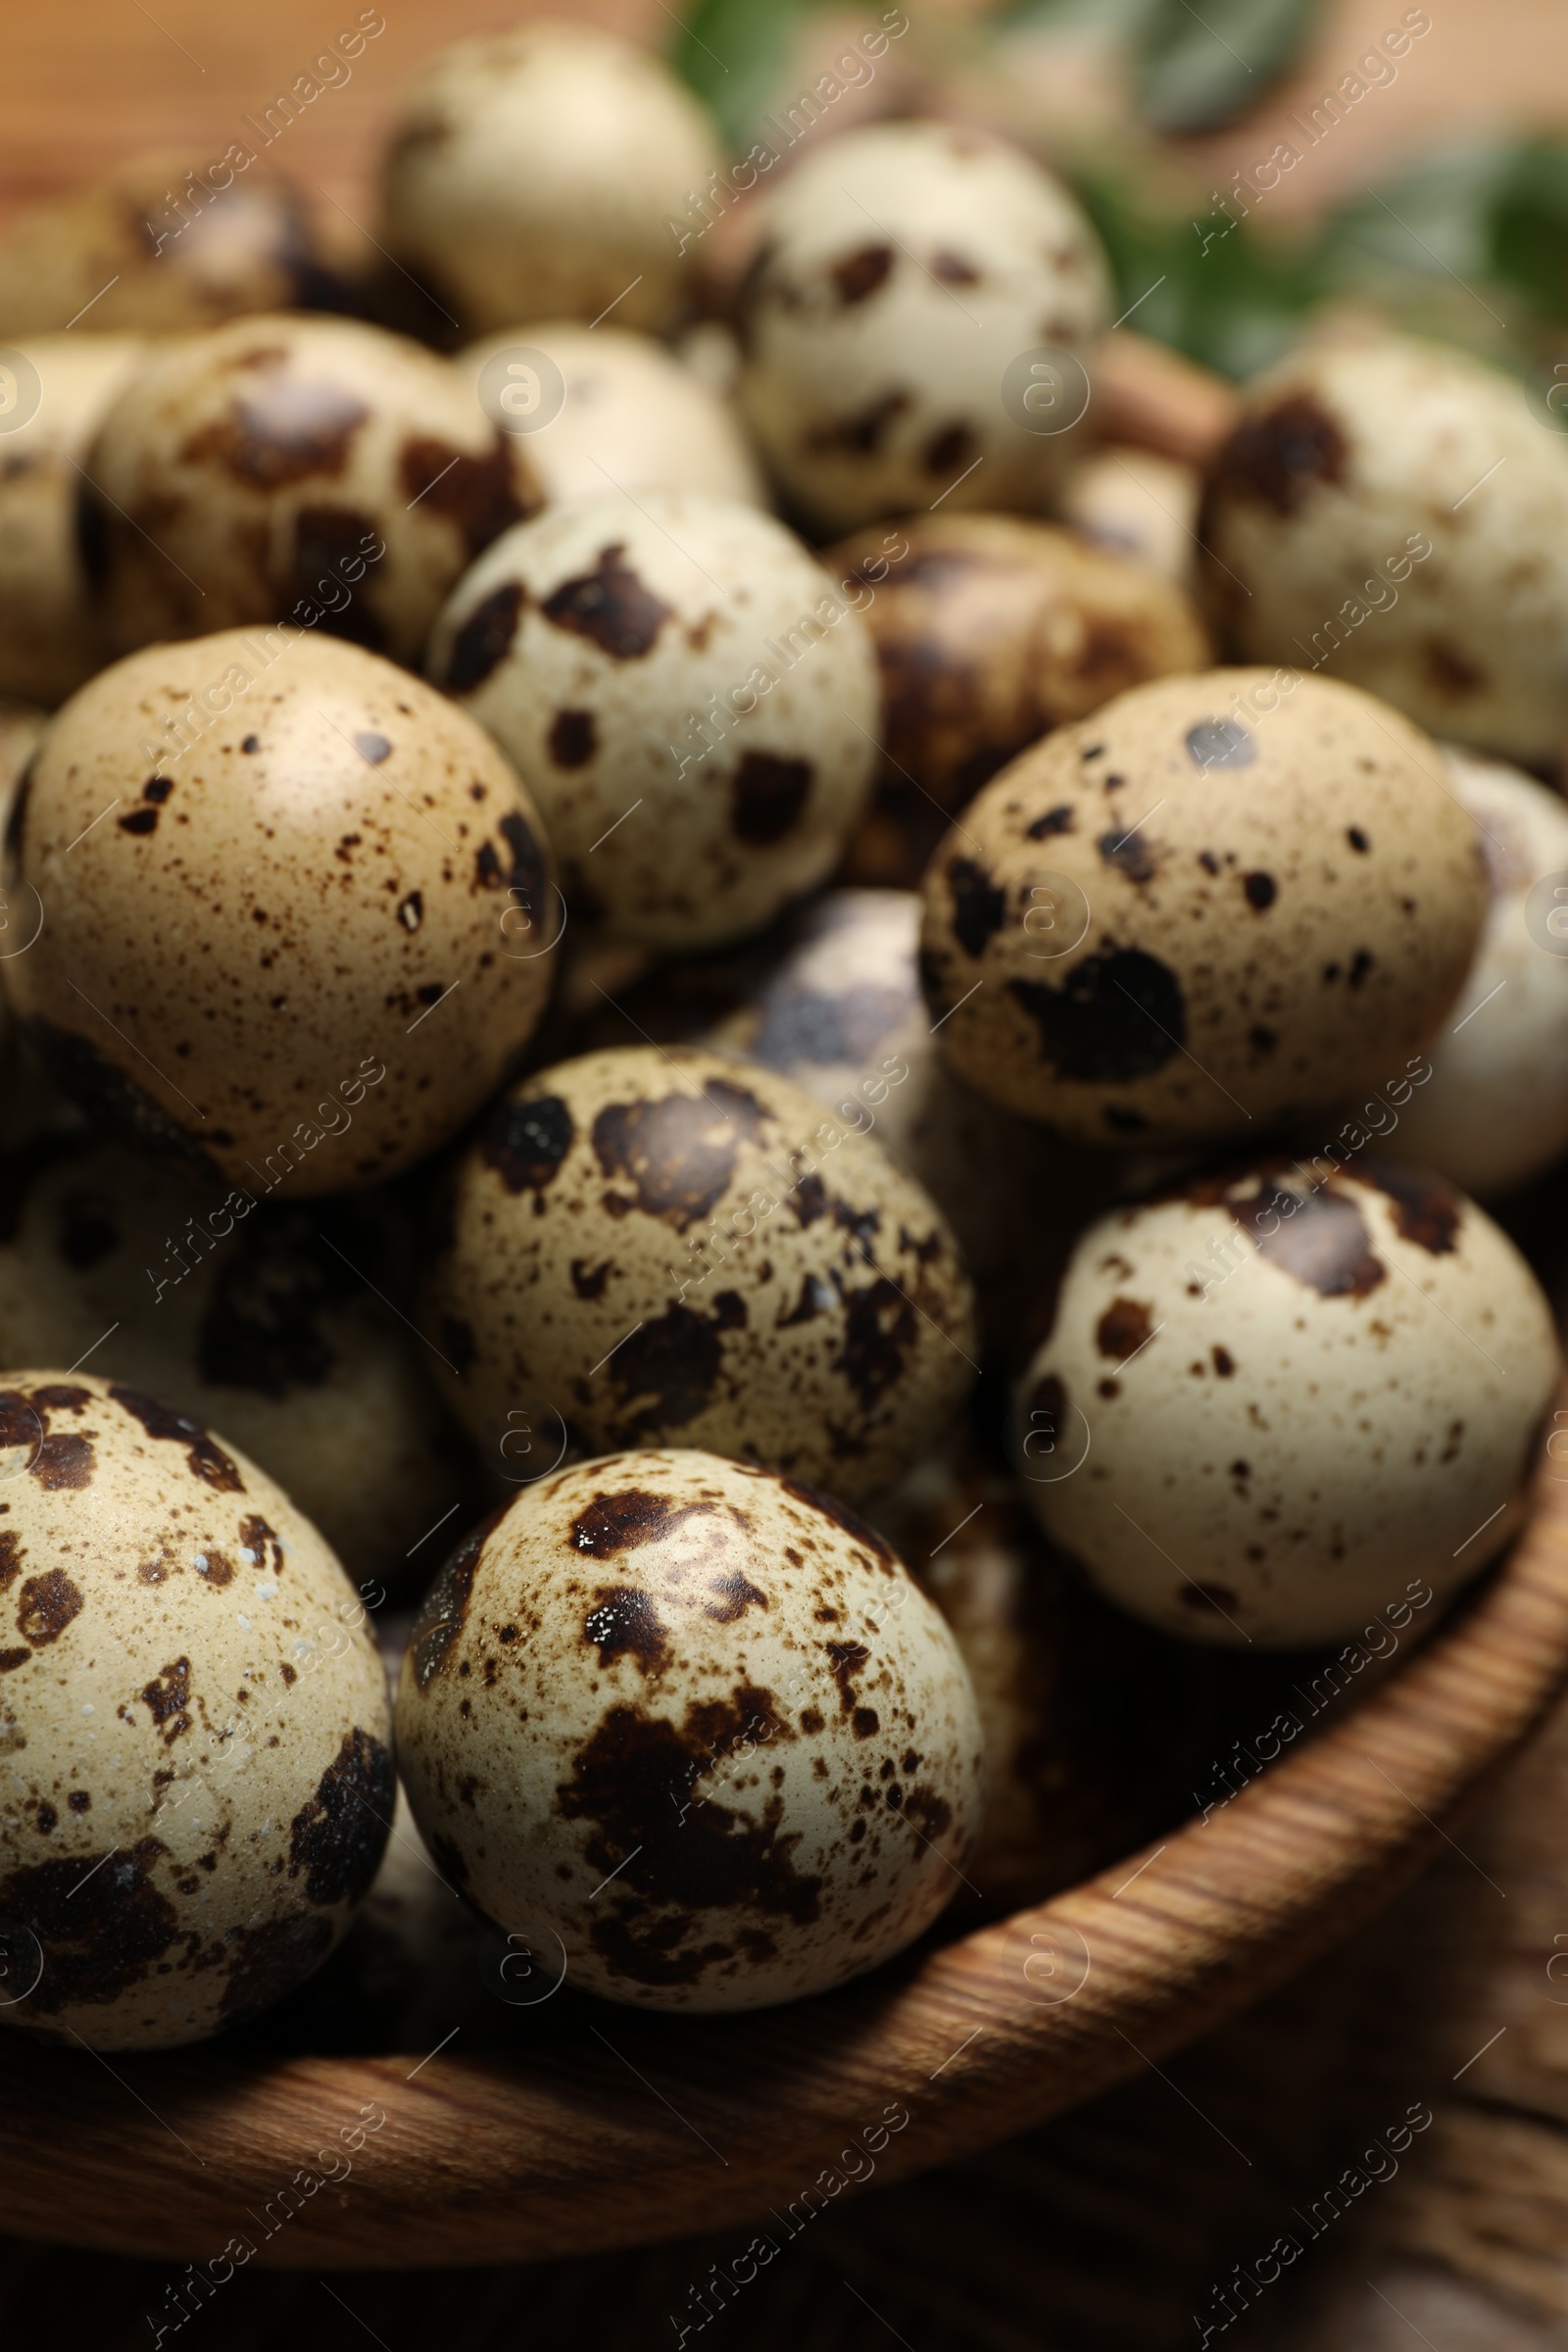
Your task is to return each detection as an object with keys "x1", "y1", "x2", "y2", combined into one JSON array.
[
  {"x1": 1133, "y1": 0, "x2": 1323, "y2": 136},
  {"x1": 667, "y1": 0, "x2": 815, "y2": 151}
]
